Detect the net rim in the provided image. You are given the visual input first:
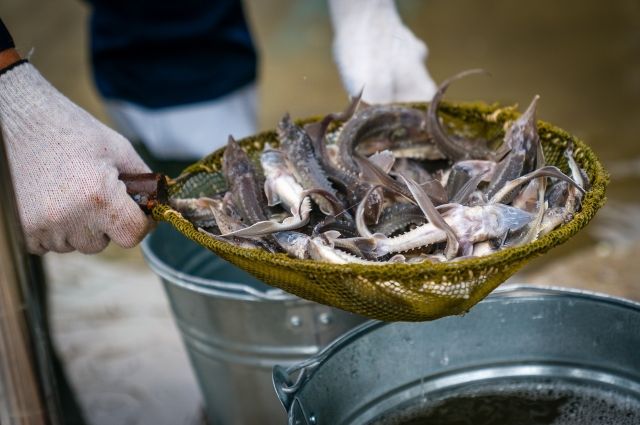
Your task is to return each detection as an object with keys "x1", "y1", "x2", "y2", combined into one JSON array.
[{"x1": 152, "y1": 101, "x2": 608, "y2": 279}]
